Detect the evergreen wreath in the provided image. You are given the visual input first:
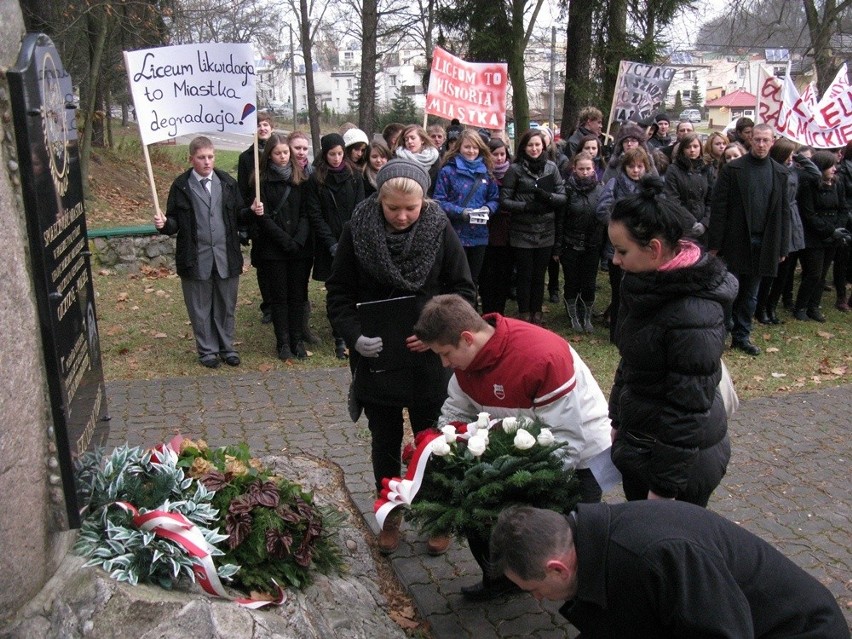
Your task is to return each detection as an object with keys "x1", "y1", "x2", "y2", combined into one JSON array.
[
  {"x1": 403, "y1": 416, "x2": 581, "y2": 540},
  {"x1": 74, "y1": 444, "x2": 236, "y2": 589},
  {"x1": 177, "y1": 439, "x2": 344, "y2": 593}
]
